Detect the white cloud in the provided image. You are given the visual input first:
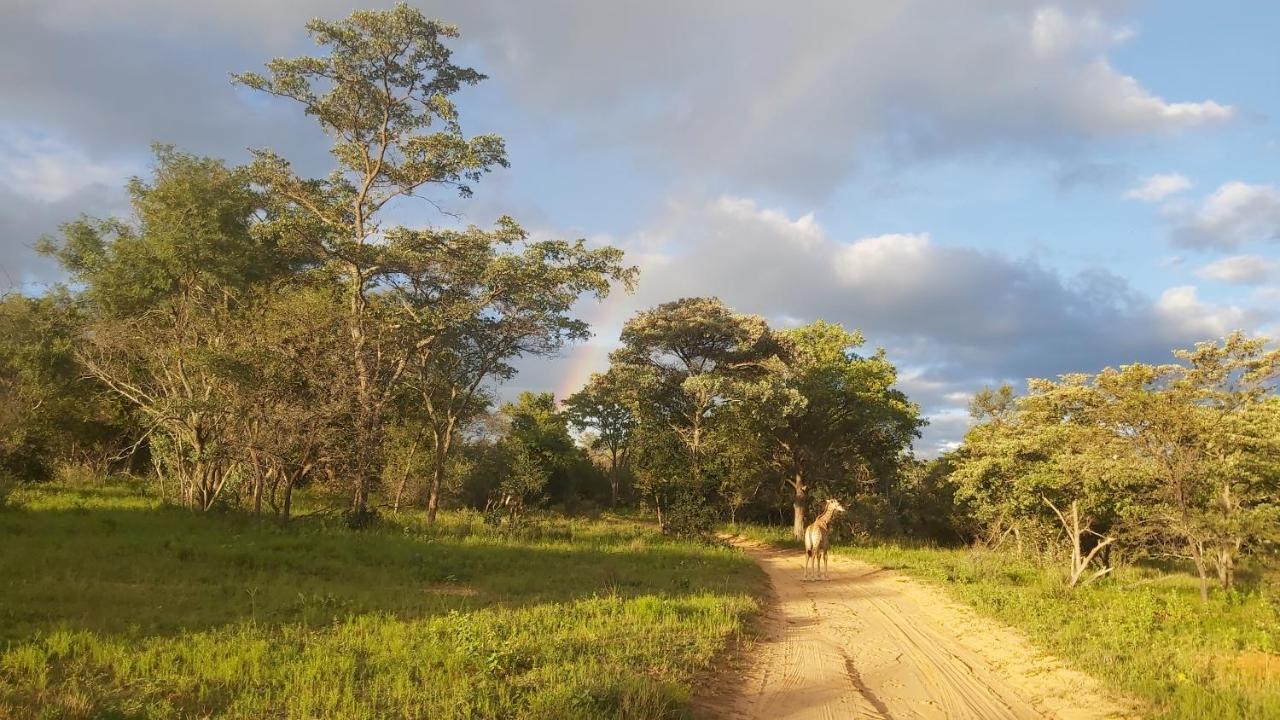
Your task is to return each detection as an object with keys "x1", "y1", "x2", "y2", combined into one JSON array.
[
  {"x1": 0, "y1": 129, "x2": 136, "y2": 203},
  {"x1": 1171, "y1": 182, "x2": 1280, "y2": 250},
  {"x1": 1196, "y1": 255, "x2": 1279, "y2": 285},
  {"x1": 1155, "y1": 285, "x2": 1252, "y2": 339},
  {"x1": 1125, "y1": 172, "x2": 1191, "y2": 202},
  {"x1": 524, "y1": 193, "x2": 1272, "y2": 453},
  {"x1": 1031, "y1": 7, "x2": 1134, "y2": 58},
  {"x1": 0, "y1": 1, "x2": 1235, "y2": 200}
]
